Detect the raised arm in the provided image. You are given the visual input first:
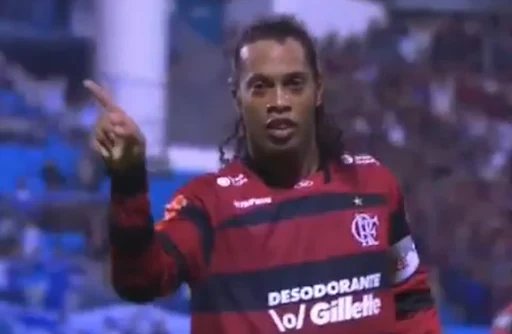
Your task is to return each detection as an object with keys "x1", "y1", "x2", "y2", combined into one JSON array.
[
  {"x1": 85, "y1": 79, "x2": 211, "y2": 303},
  {"x1": 109, "y1": 163, "x2": 211, "y2": 303}
]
